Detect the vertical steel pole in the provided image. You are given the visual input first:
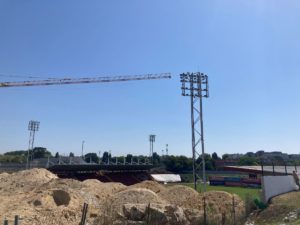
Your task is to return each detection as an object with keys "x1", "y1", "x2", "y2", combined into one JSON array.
[
  {"x1": 14, "y1": 215, "x2": 19, "y2": 225},
  {"x1": 81, "y1": 141, "x2": 85, "y2": 159},
  {"x1": 203, "y1": 195, "x2": 207, "y2": 225},
  {"x1": 151, "y1": 140, "x2": 153, "y2": 164},
  {"x1": 190, "y1": 78, "x2": 197, "y2": 190},
  {"x1": 26, "y1": 130, "x2": 32, "y2": 169},
  {"x1": 199, "y1": 74, "x2": 206, "y2": 192},
  {"x1": 284, "y1": 163, "x2": 287, "y2": 175},
  {"x1": 149, "y1": 136, "x2": 151, "y2": 162},
  {"x1": 30, "y1": 129, "x2": 36, "y2": 167}
]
